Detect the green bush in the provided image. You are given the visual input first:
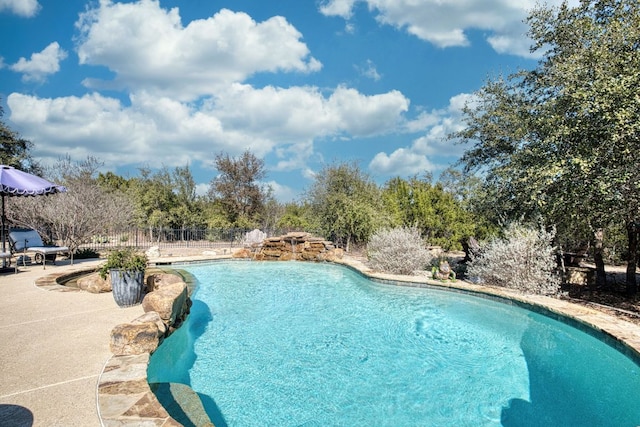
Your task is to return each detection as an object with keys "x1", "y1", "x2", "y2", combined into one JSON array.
[
  {"x1": 74, "y1": 248, "x2": 100, "y2": 260},
  {"x1": 99, "y1": 249, "x2": 148, "y2": 279}
]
